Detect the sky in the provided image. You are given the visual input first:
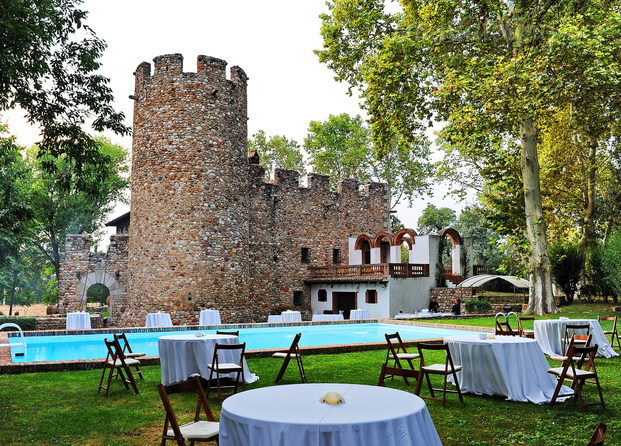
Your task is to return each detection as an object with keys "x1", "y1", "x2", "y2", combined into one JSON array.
[{"x1": 4, "y1": 0, "x2": 465, "y2": 238}]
